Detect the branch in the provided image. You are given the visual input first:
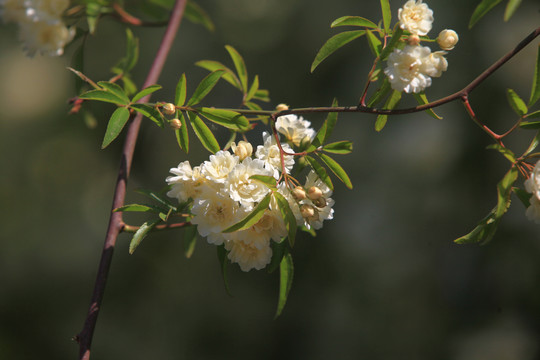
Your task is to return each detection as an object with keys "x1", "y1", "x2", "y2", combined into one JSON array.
[{"x1": 75, "y1": 1, "x2": 188, "y2": 359}]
